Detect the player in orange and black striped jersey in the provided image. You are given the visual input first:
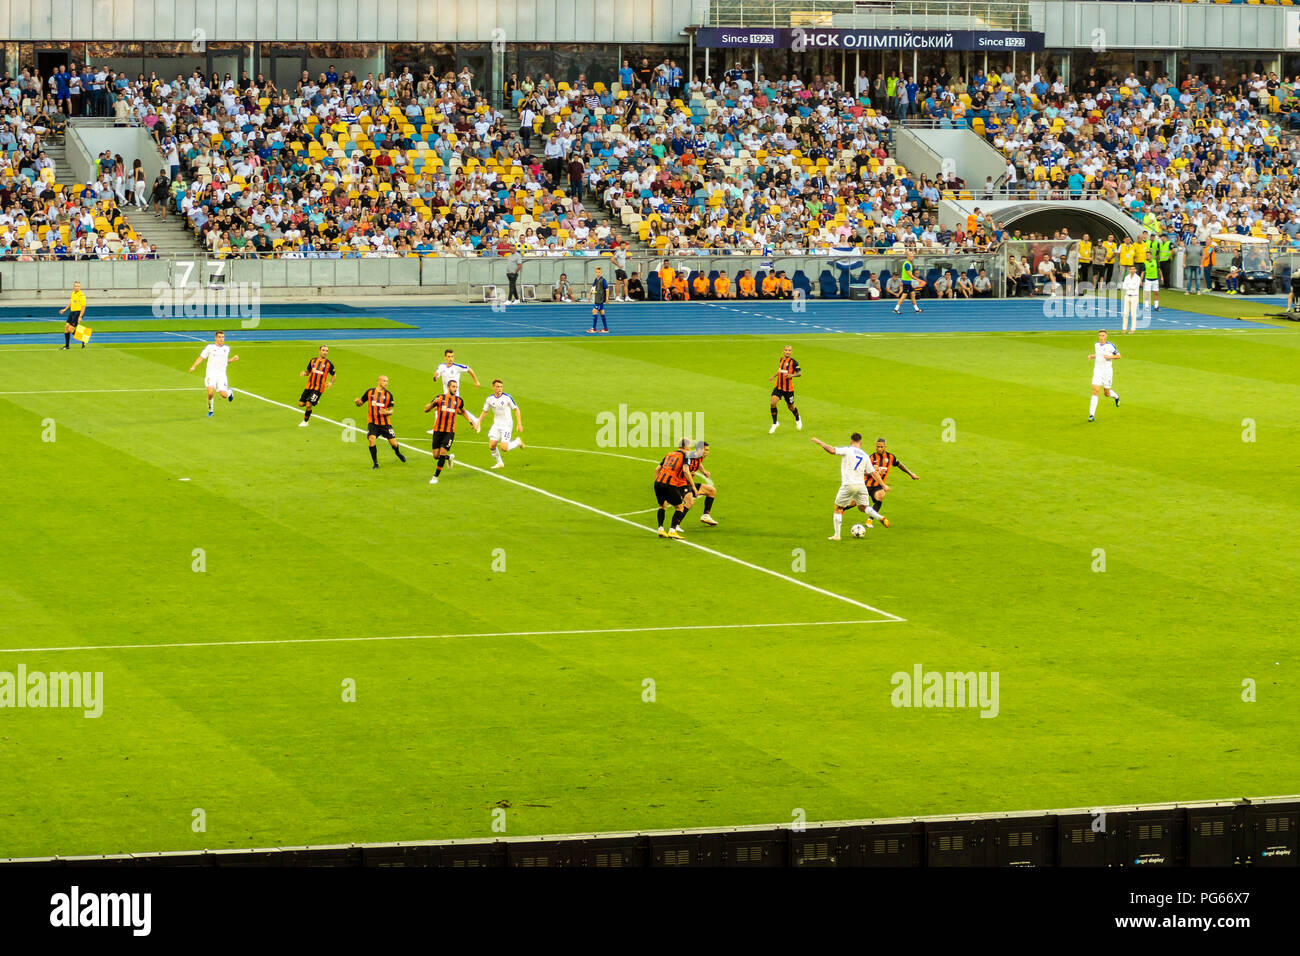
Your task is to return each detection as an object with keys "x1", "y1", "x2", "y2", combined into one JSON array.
[
  {"x1": 862, "y1": 437, "x2": 919, "y2": 527},
  {"x1": 683, "y1": 441, "x2": 718, "y2": 526},
  {"x1": 354, "y1": 374, "x2": 407, "y2": 469},
  {"x1": 297, "y1": 345, "x2": 335, "y2": 426},
  {"x1": 422, "y1": 379, "x2": 480, "y2": 484},
  {"x1": 767, "y1": 344, "x2": 802, "y2": 433},
  {"x1": 653, "y1": 439, "x2": 698, "y2": 539}
]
